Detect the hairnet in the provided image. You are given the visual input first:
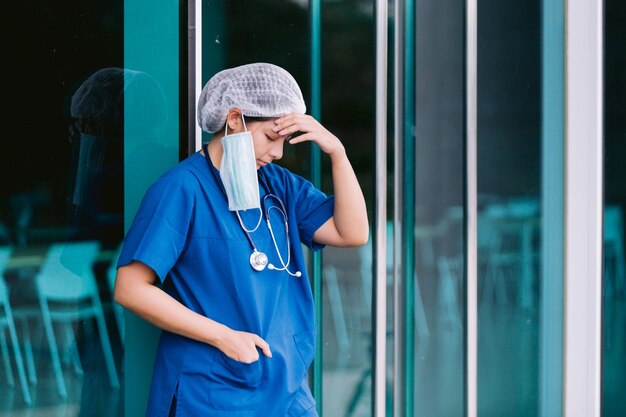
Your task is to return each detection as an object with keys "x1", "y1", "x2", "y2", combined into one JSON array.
[
  {"x1": 70, "y1": 68, "x2": 167, "y2": 134},
  {"x1": 197, "y1": 63, "x2": 306, "y2": 133}
]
